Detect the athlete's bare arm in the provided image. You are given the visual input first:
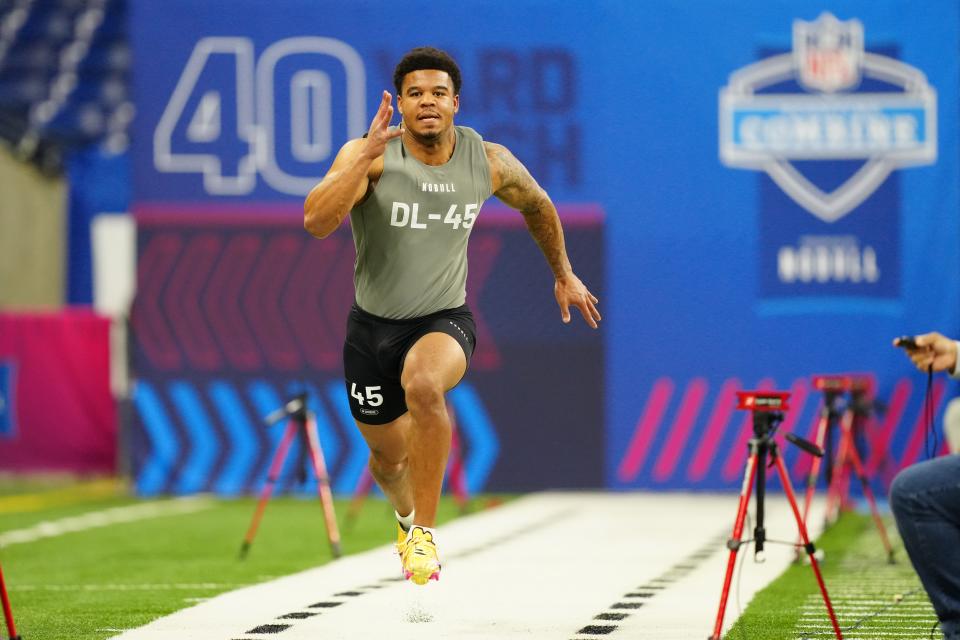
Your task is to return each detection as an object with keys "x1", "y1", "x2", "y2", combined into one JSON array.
[
  {"x1": 304, "y1": 91, "x2": 401, "y2": 238},
  {"x1": 484, "y1": 142, "x2": 601, "y2": 329}
]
